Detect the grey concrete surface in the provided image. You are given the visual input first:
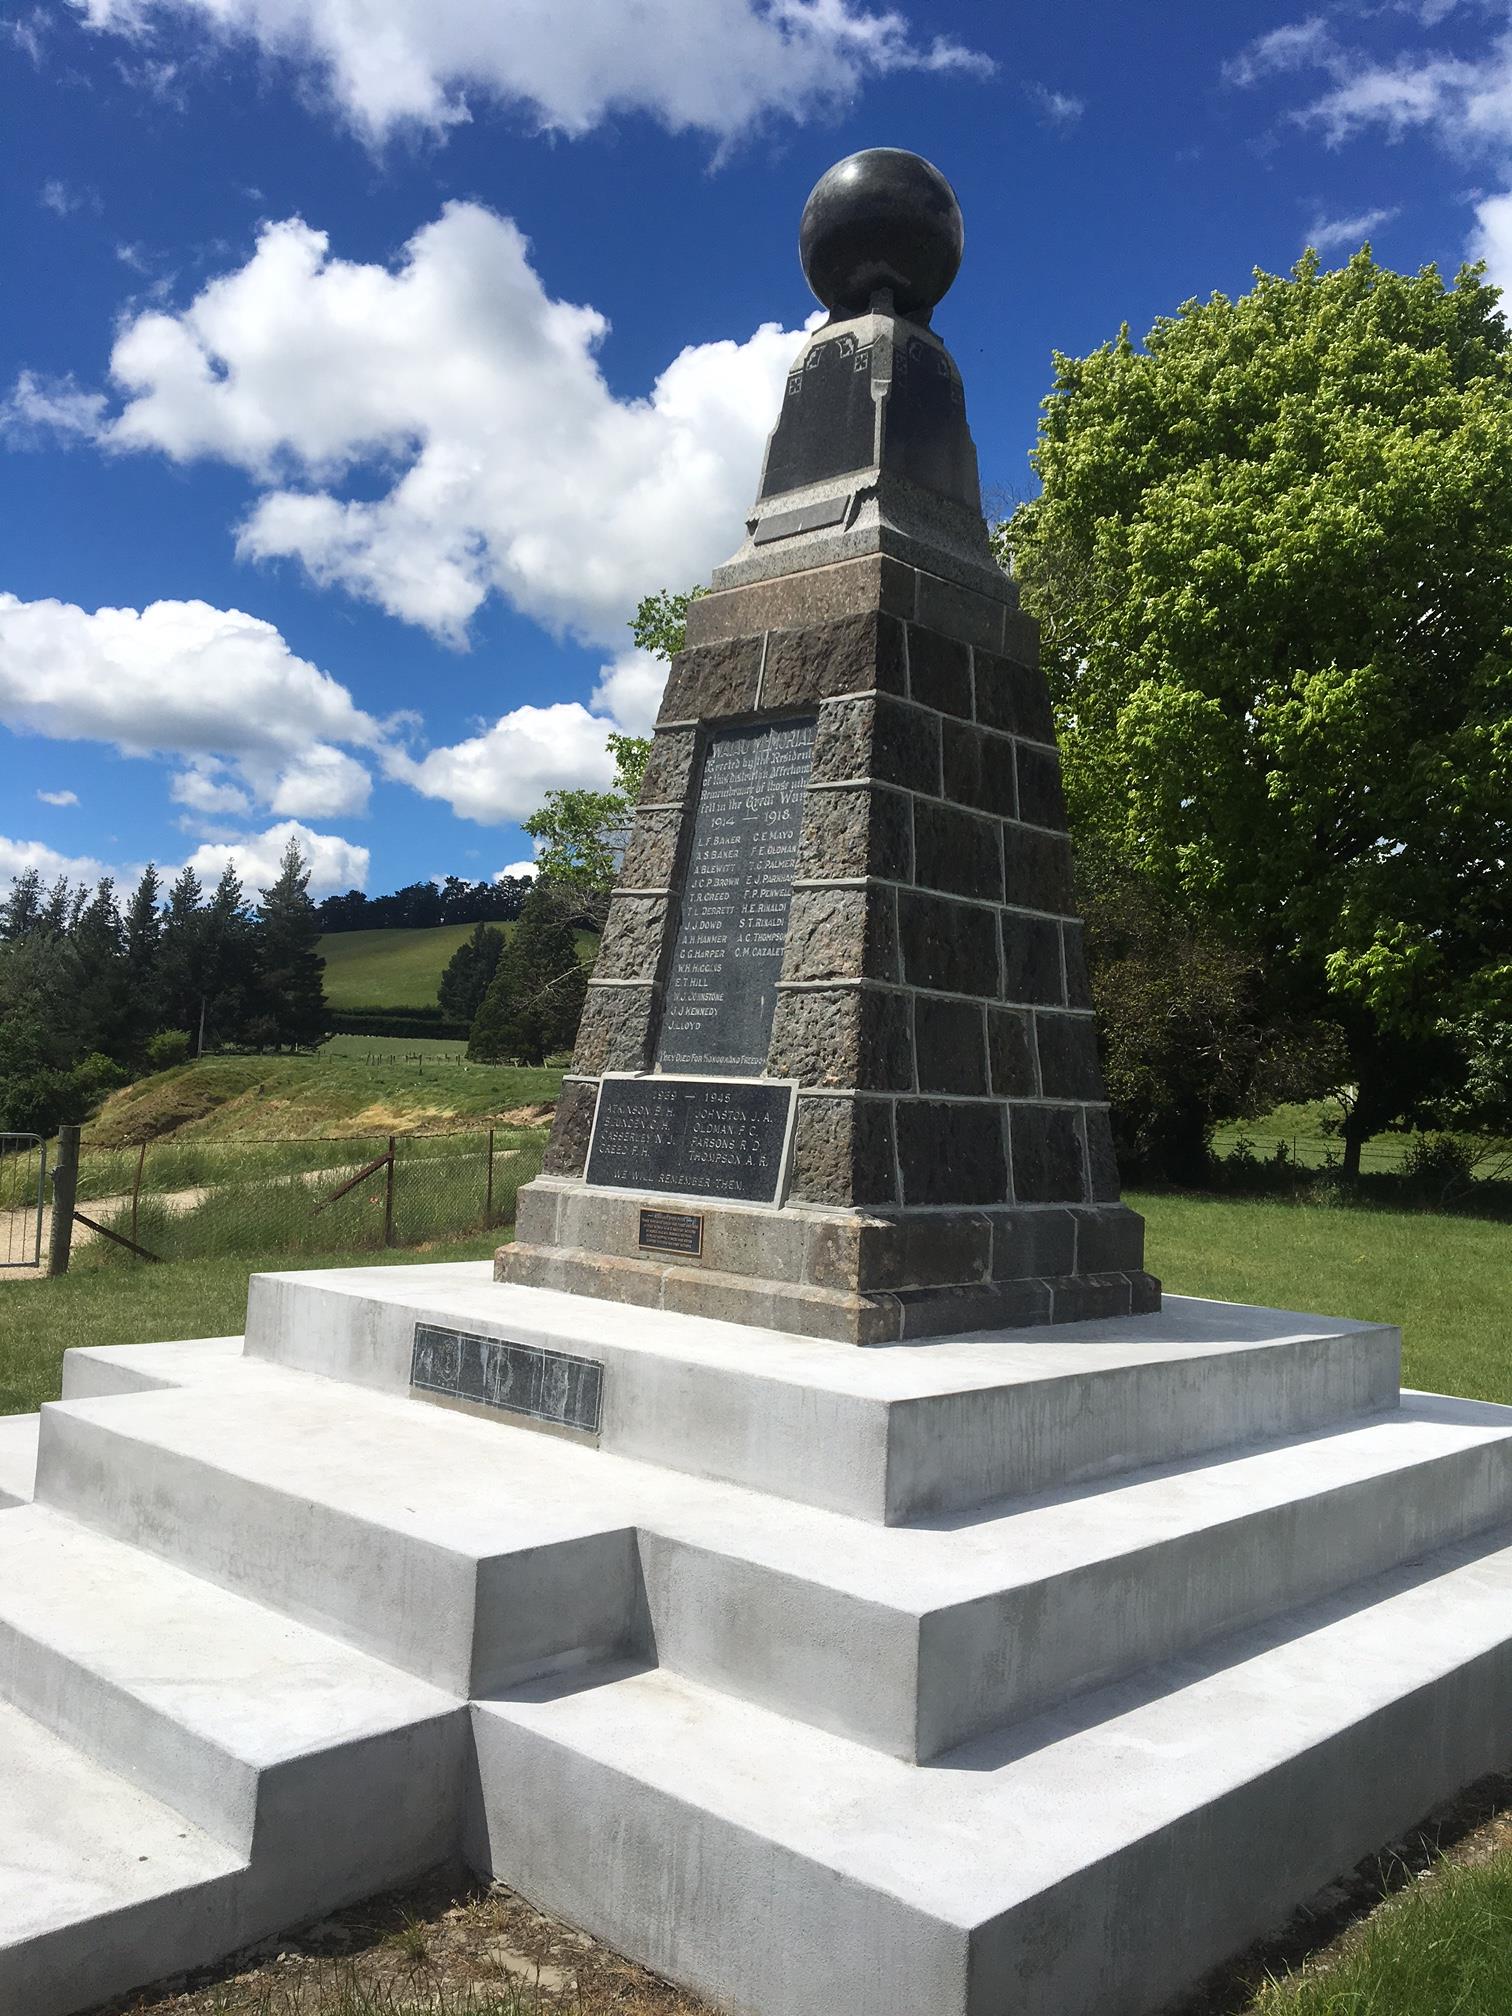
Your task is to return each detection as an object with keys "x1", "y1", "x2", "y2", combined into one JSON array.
[
  {"x1": 0, "y1": 1276, "x2": 1509, "y2": 2016},
  {"x1": 0, "y1": 1415, "x2": 38, "y2": 1508},
  {"x1": 244, "y1": 1264, "x2": 1401, "y2": 1519}
]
